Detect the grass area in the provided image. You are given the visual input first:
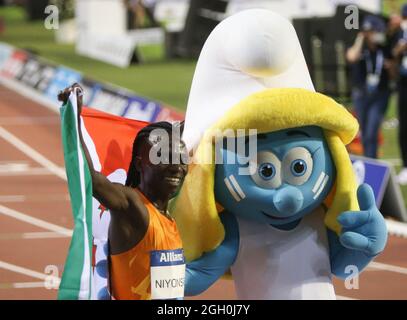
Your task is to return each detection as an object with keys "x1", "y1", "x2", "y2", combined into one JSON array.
[
  {"x1": 1, "y1": 5, "x2": 407, "y2": 207},
  {"x1": 0, "y1": 6, "x2": 196, "y2": 110},
  {"x1": 382, "y1": 0, "x2": 406, "y2": 16}
]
